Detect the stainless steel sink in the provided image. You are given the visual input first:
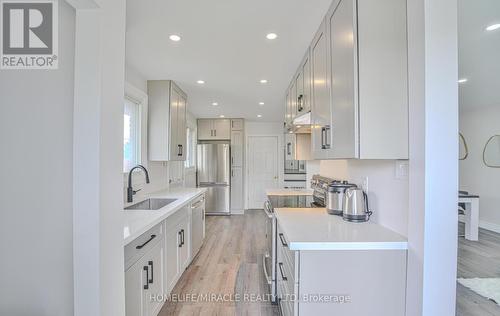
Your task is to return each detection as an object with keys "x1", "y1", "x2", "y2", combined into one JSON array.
[{"x1": 125, "y1": 198, "x2": 177, "y2": 210}]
